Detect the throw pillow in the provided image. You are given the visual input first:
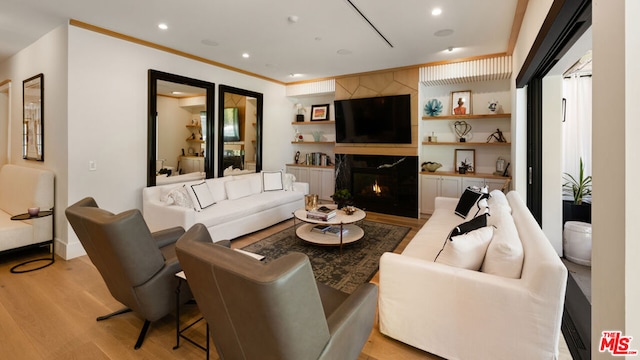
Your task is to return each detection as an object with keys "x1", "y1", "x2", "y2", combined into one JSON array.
[
  {"x1": 481, "y1": 207, "x2": 524, "y2": 278},
  {"x1": 435, "y1": 227, "x2": 494, "y2": 270},
  {"x1": 283, "y1": 173, "x2": 296, "y2": 191},
  {"x1": 167, "y1": 186, "x2": 193, "y2": 208},
  {"x1": 465, "y1": 198, "x2": 489, "y2": 222},
  {"x1": 448, "y1": 212, "x2": 489, "y2": 239},
  {"x1": 186, "y1": 182, "x2": 216, "y2": 211},
  {"x1": 262, "y1": 171, "x2": 284, "y2": 191},
  {"x1": 488, "y1": 189, "x2": 512, "y2": 213},
  {"x1": 454, "y1": 188, "x2": 488, "y2": 218},
  {"x1": 205, "y1": 177, "x2": 232, "y2": 203},
  {"x1": 225, "y1": 178, "x2": 253, "y2": 200},
  {"x1": 233, "y1": 173, "x2": 262, "y2": 195}
]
